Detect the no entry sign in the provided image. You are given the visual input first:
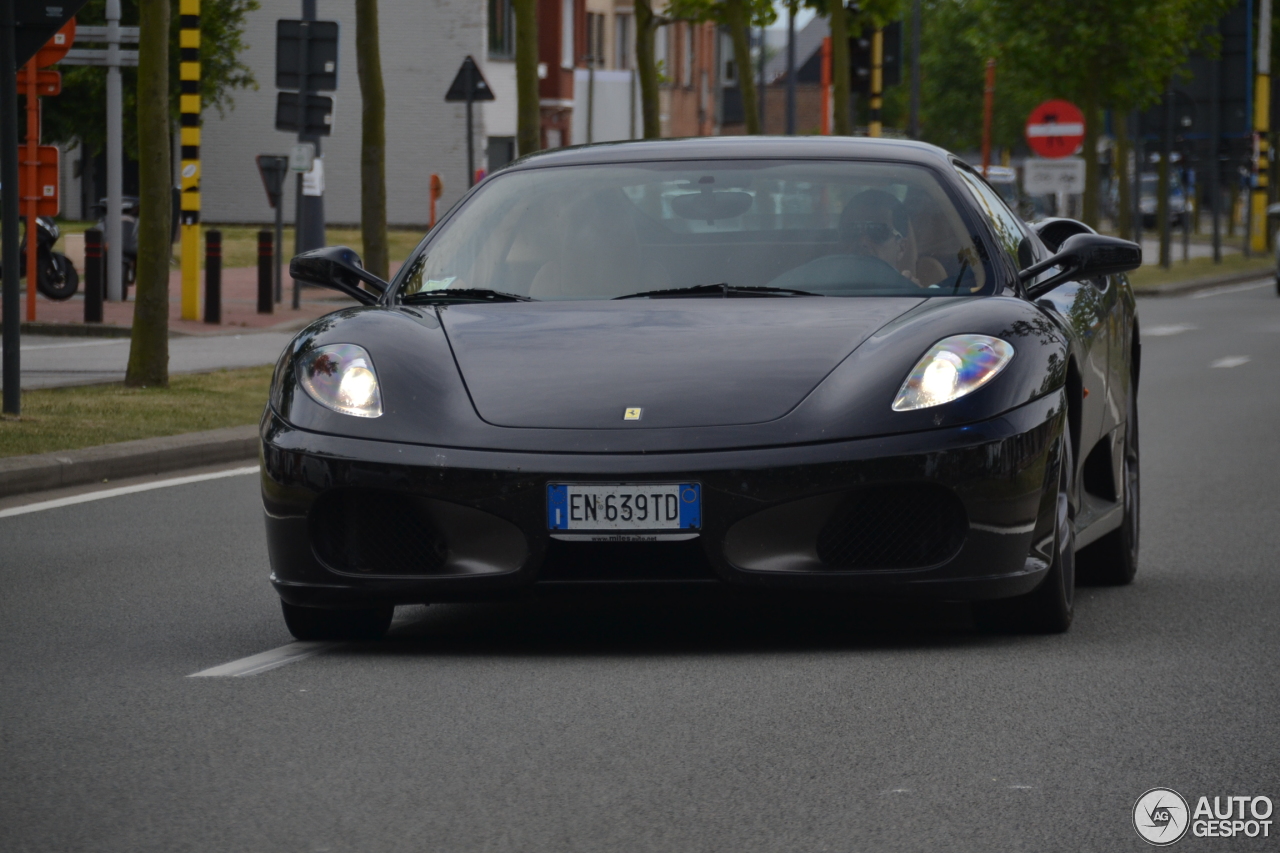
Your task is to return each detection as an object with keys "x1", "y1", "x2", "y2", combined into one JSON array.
[{"x1": 1026, "y1": 100, "x2": 1084, "y2": 159}]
